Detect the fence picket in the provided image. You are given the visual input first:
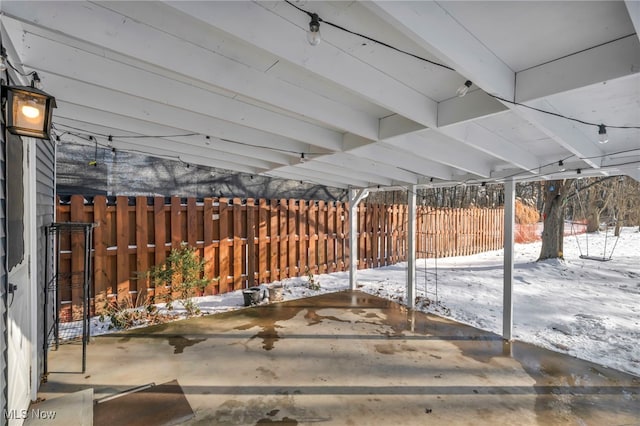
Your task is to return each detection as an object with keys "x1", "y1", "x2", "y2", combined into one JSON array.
[
  {"x1": 135, "y1": 196, "x2": 149, "y2": 298},
  {"x1": 258, "y1": 199, "x2": 268, "y2": 284},
  {"x1": 115, "y1": 196, "x2": 130, "y2": 302},
  {"x1": 269, "y1": 200, "x2": 278, "y2": 282},
  {"x1": 203, "y1": 198, "x2": 216, "y2": 294},
  {"x1": 298, "y1": 200, "x2": 307, "y2": 275},
  {"x1": 233, "y1": 198, "x2": 243, "y2": 290},
  {"x1": 288, "y1": 199, "x2": 297, "y2": 277},
  {"x1": 247, "y1": 198, "x2": 256, "y2": 287},
  {"x1": 218, "y1": 198, "x2": 230, "y2": 293},
  {"x1": 93, "y1": 195, "x2": 108, "y2": 311}
]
